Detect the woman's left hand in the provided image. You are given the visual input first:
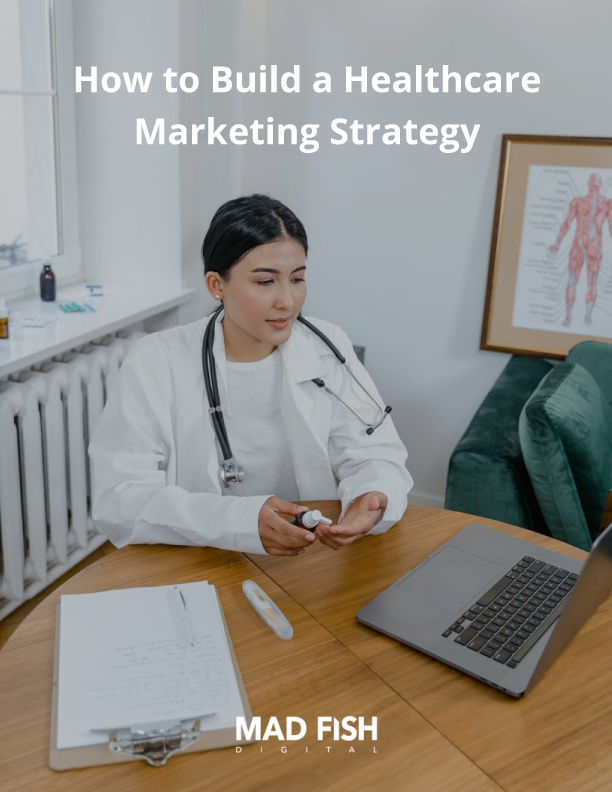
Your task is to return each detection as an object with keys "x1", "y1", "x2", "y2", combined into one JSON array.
[{"x1": 315, "y1": 491, "x2": 388, "y2": 550}]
